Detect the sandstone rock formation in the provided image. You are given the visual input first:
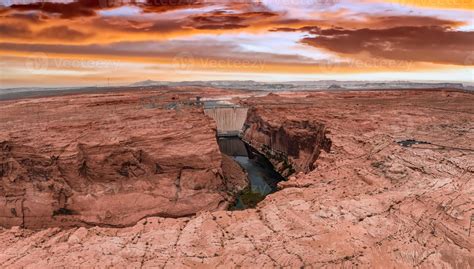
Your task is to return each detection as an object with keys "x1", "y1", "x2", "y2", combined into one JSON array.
[
  {"x1": 0, "y1": 89, "x2": 473, "y2": 268},
  {"x1": 242, "y1": 106, "x2": 332, "y2": 177},
  {"x1": 221, "y1": 154, "x2": 248, "y2": 194},
  {"x1": 0, "y1": 89, "x2": 247, "y2": 229}
]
